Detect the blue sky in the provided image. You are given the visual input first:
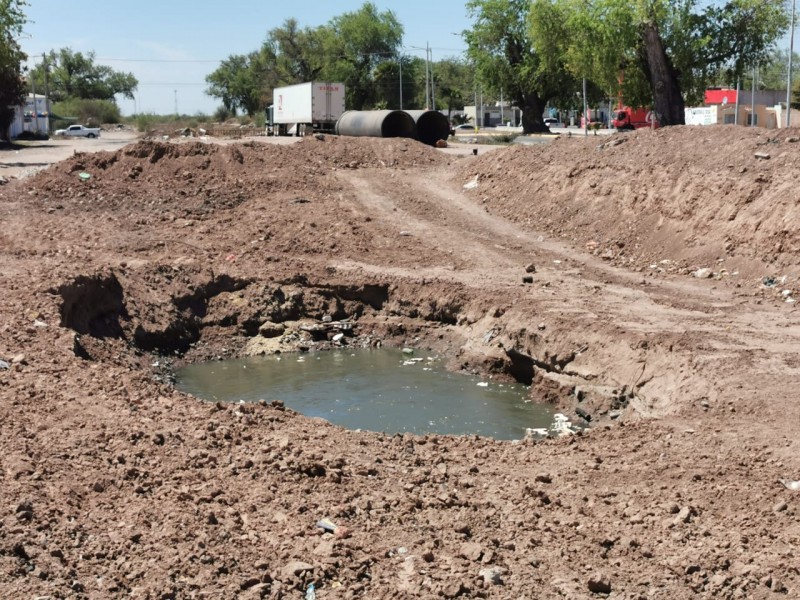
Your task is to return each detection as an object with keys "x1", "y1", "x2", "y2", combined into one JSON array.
[{"x1": 20, "y1": 1, "x2": 474, "y2": 116}]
